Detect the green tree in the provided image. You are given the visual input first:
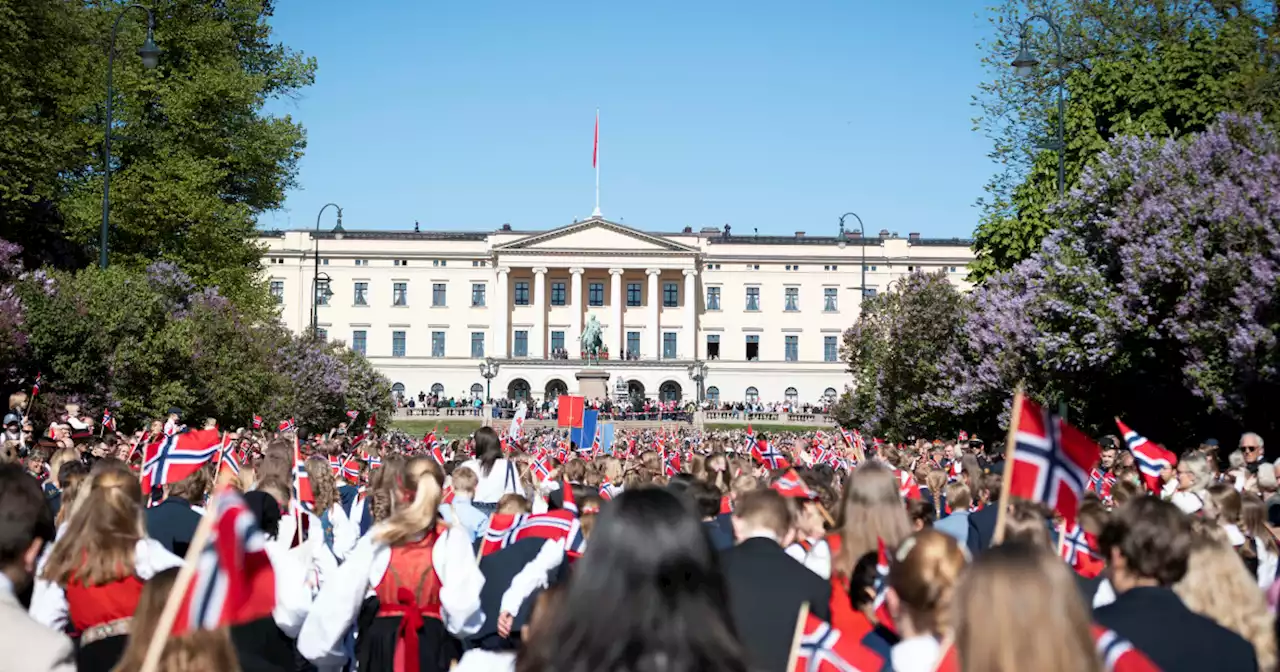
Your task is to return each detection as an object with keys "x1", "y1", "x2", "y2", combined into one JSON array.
[
  {"x1": 969, "y1": 0, "x2": 1280, "y2": 281},
  {"x1": 838, "y1": 271, "x2": 970, "y2": 442},
  {"x1": 0, "y1": 0, "x2": 315, "y2": 309}
]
